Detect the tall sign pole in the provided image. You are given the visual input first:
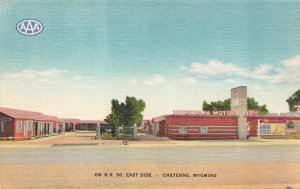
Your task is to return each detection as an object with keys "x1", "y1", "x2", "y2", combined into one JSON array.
[{"x1": 231, "y1": 86, "x2": 248, "y2": 140}]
